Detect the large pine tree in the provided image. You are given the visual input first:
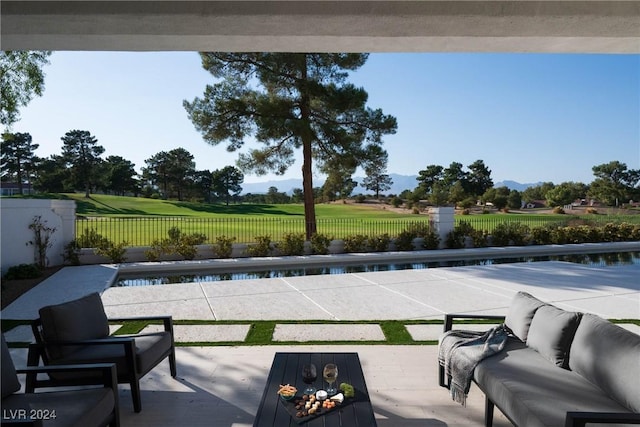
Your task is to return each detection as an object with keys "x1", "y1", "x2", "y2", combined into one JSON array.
[{"x1": 184, "y1": 53, "x2": 397, "y2": 238}]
